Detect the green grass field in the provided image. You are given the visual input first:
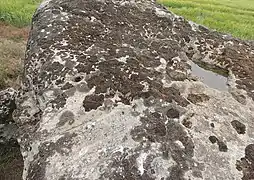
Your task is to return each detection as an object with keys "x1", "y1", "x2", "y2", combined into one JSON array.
[
  {"x1": 0, "y1": 0, "x2": 40, "y2": 27},
  {"x1": 158, "y1": 0, "x2": 254, "y2": 40}
]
